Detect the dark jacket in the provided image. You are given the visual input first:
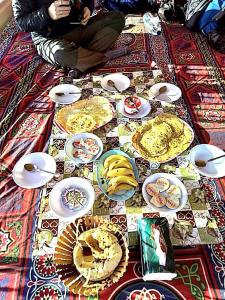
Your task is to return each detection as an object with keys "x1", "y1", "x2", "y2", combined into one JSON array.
[{"x1": 12, "y1": 0, "x2": 93, "y2": 37}]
